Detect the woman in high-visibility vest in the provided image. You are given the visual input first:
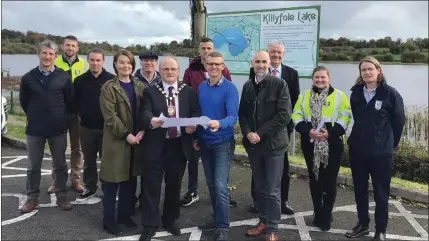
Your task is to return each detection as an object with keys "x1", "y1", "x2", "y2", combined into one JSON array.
[{"x1": 291, "y1": 66, "x2": 352, "y2": 231}]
